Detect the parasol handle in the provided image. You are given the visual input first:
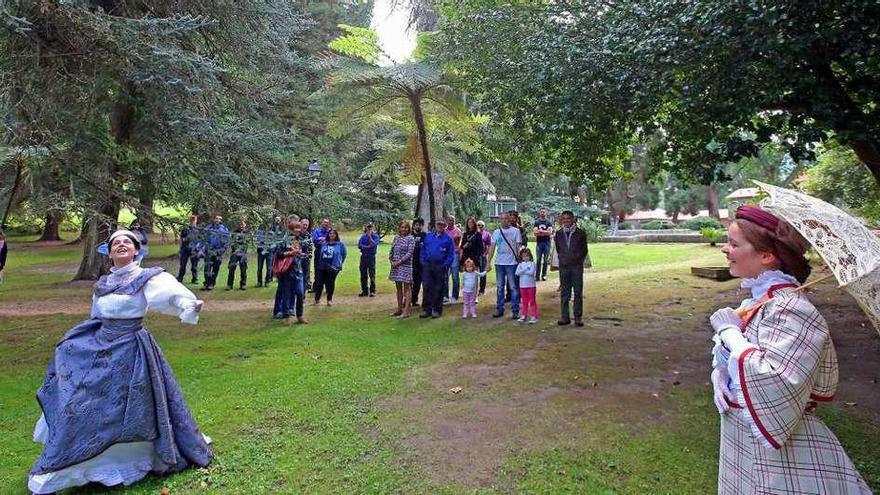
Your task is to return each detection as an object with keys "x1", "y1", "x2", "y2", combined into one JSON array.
[{"x1": 734, "y1": 272, "x2": 836, "y2": 318}]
